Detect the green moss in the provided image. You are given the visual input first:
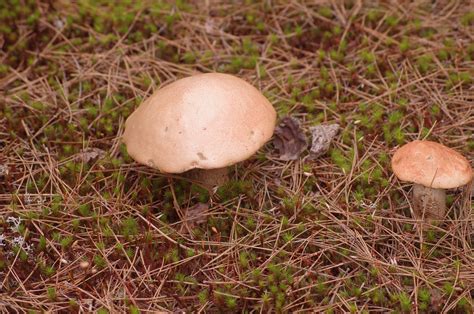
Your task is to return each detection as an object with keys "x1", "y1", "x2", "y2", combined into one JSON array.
[
  {"x1": 198, "y1": 289, "x2": 208, "y2": 304},
  {"x1": 317, "y1": 49, "x2": 326, "y2": 62},
  {"x1": 399, "y1": 37, "x2": 410, "y2": 53},
  {"x1": 331, "y1": 25, "x2": 342, "y2": 36},
  {"x1": 398, "y1": 292, "x2": 411, "y2": 312},
  {"x1": 217, "y1": 180, "x2": 253, "y2": 200},
  {"x1": 416, "y1": 55, "x2": 433, "y2": 74},
  {"x1": 329, "y1": 50, "x2": 344, "y2": 62},
  {"x1": 42, "y1": 264, "x2": 55, "y2": 277},
  {"x1": 238, "y1": 252, "x2": 249, "y2": 268},
  {"x1": 97, "y1": 308, "x2": 109, "y2": 314},
  {"x1": 456, "y1": 297, "x2": 472, "y2": 312},
  {"x1": 366, "y1": 9, "x2": 380, "y2": 22},
  {"x1": 78, "y1": 203, "x2": 92, "y2": 217},
  {"x1": 182, "y1": 51, "x2": 196, "y2": 64},
  {"x1": 330, "y1": 149, "x2": 351, "y2": 173},
  {"x1": 60, "y1": 236, "x2": 74, "y2": 249},
  {"x1": 438, "y1": 49, "x2": 450, "y2": 61},
  {"x1": 121, "y1": 217, "x2": 139, "y2": 238},
  {"x1": 47, "y1": 287, "x2": 57, "y2": 301},
  {"x1": 318, "y1": 6, "x2": 333, "y2": 19},
  {"x1": 442, "y1": 282, "x2": 454, "y2": 295},
  {"x1": 461, "y1": 12, "x2": 474, "y2": 26},
  {"x1": 417, "y1": 287, "x2": 430, "y2": 305},
  {"x1": 37, "y1": 235, "x2": 47, "y2": 251},
  {"x1": 315, "y1": 277, "x2": 328, "y2": 295},
  {"x1": 225, "y1": 295, "x2": 237, "y2": 309},
  {"x1": 282, "y1": 232, "x2": 294, "y2": 243},
  {"x1": 384, "y1": 15, "x2": 399, "y2": 27},
  {"x1": 94, "y1": 254, "x2": 107, "y2": 269}
]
